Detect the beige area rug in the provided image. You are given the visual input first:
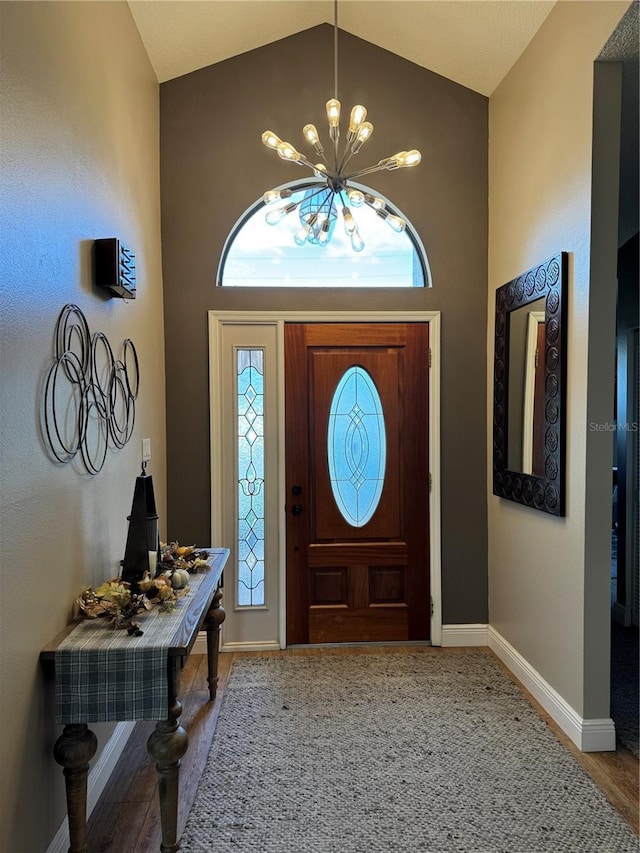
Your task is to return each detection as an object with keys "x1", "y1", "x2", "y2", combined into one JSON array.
[{"x1": 181, "y1": 651, "x2": 638, "y2": 852}]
